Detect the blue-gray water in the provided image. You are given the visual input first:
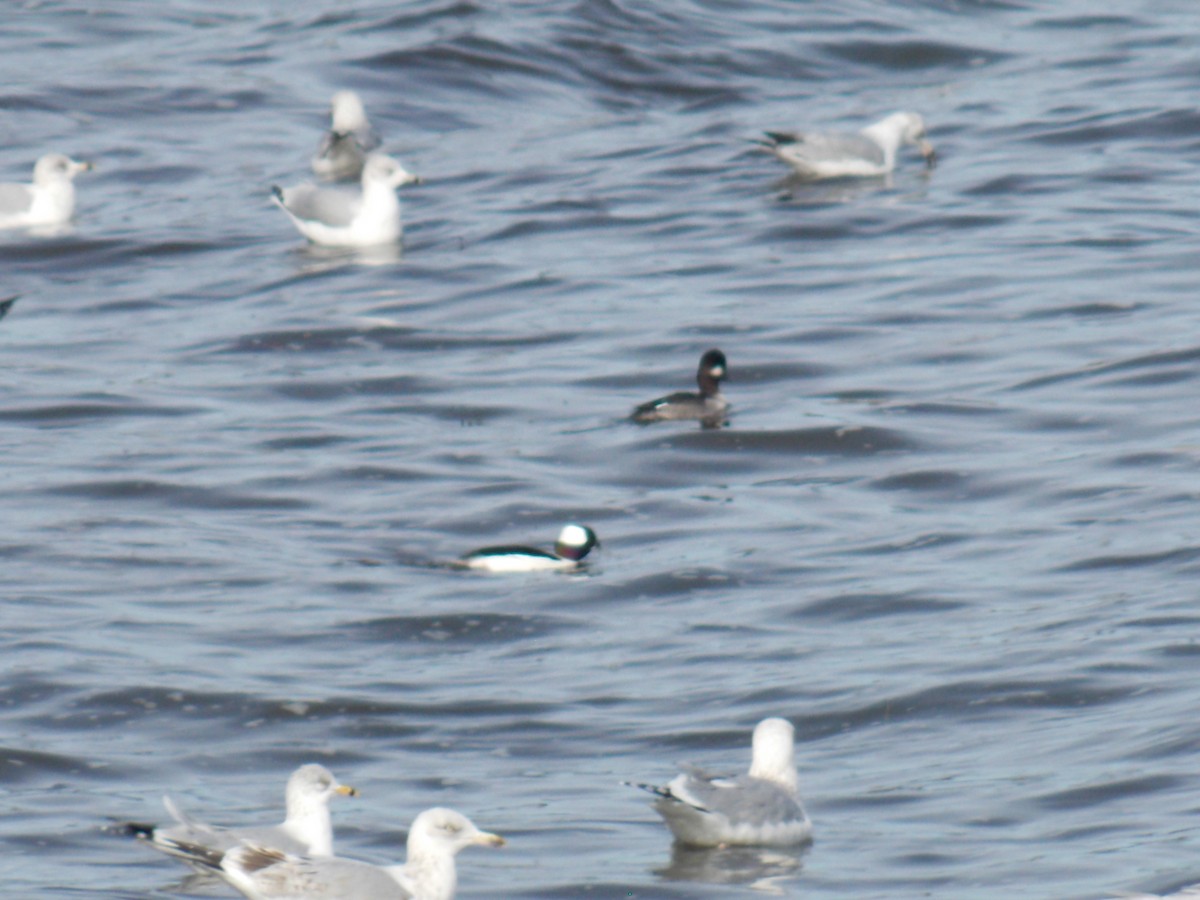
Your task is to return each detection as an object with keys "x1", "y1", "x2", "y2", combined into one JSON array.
[{"x1": 5, "y1": 2, "x2": 1200, "y2": 898}]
